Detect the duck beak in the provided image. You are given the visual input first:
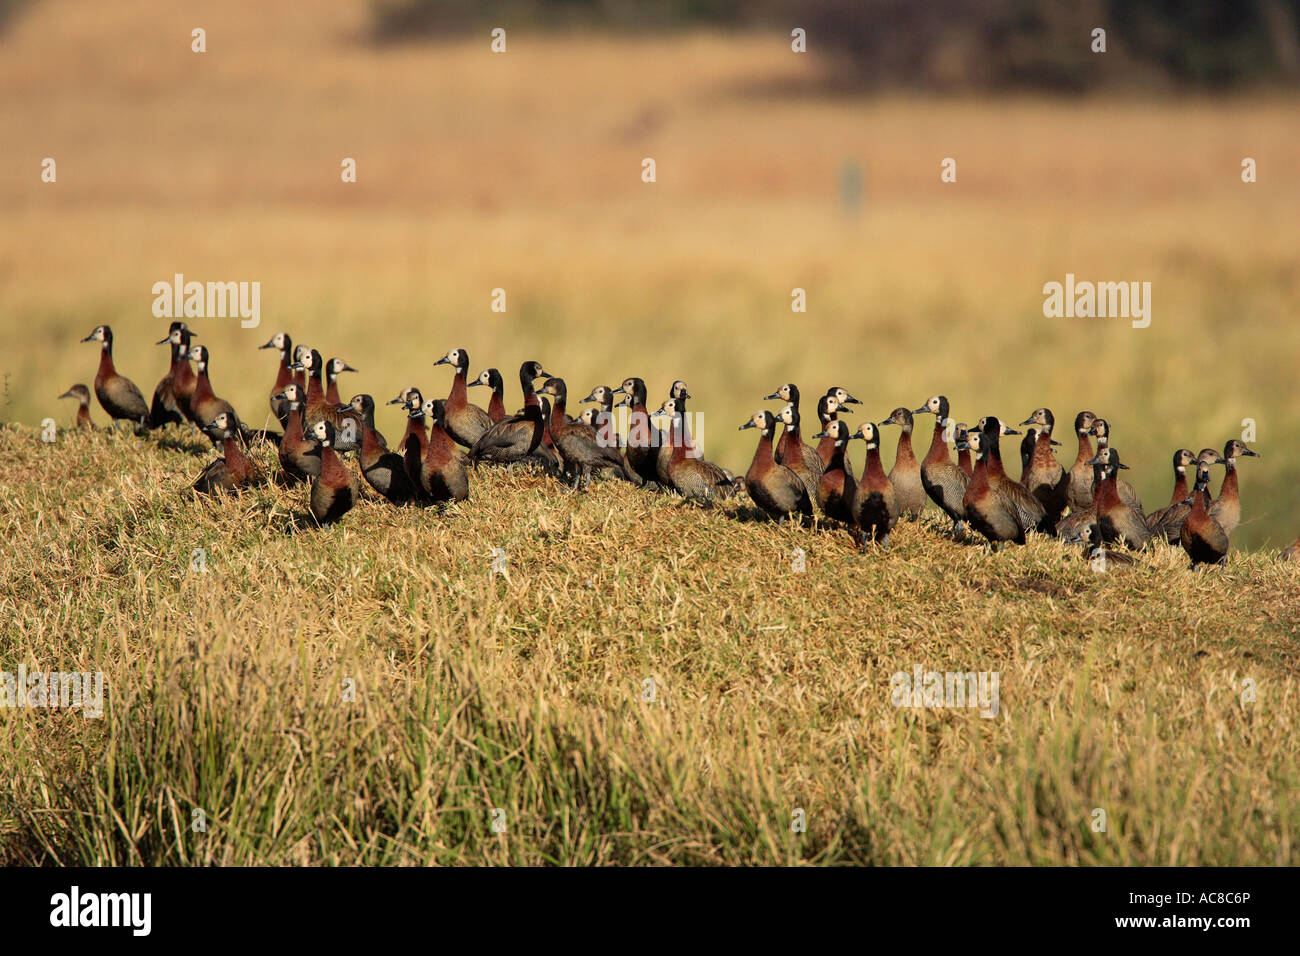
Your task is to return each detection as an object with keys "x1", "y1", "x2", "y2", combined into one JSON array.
[
  {"x1": 837, "y1": 406, "x2": 854, "y2": 415},
  {"x1": 811, "y1": 429, "x2": 829, "y2": 439},
  {"x1": 580, "y1": 391, "x2": 599, "y2": 403},
  {"x1": 1244, "y1": 449, "x2": 1260, "y2": 457},
  {"x1": 681, "y1": 390, "x2": 692, "y2": 400},
  {"x1": 1063, "y1": 532, "x2": 1084, "y2": 545},
  {"x1": 386, "y1": 395, "x2": 405, "y2": 405},
  {"x1": 842, "y1": 396, "x2": 862, "y2": 404},
  {"x1": 954, "y1": 440, "x2": 969, "y2": 451},
  {"x1": 258, "y1": 339, "x2": 276, "y2": 350},
  {"x1": 1086, "y1": 455, "x2": 1102, "y2": 466},
  {"x1": 341, "y1": 363, "x2": 358, "y2": 374},
  {"x1": 271, "y1": 391, "x2": 287, "y2": 402},
  {"x1": 878, "y1": 419, "x2": 896, "y2": 427},
  {"x1": 434, "y1": 356, "x2": 452, "y2": 367},
  {"x1": 466, "y1": 379, "x2": 484, "y2": 388},
  {"x1": 57, "y1": 389, "x2": 75, "y2": 400},
  {"x1": 156, "y1": 336, "x2": 172, "y2": 345},
  {"x1": 613, "y1": 395, "x2": 630, "y2": 408},
  {"x1": 738, "y1": 420, "x2": 756, "y2": 431},
  {"x1": 1116, "y1": 462, "x2": 1130, "y2": 470},
  {"x1": 912, "y1": 406, "x2": 928, "y2": 415},
  {"x1": 80, "y1": 333, "x2": 95, "y2": 343},
  {"x1": 1019, "y1": 417, "x2": 1036, "y2": 426},
  {"x1": 763, "y1": 391, "x2": 781, "y2": 400},
  {"x1": 535, "y1": 370, "x2": 552, "y2": 380},
  {"x1": 288, "y1": 363, "x2": 304, "y2": 372}
]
